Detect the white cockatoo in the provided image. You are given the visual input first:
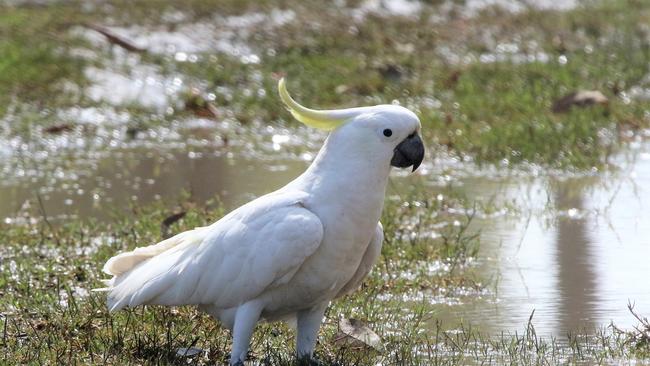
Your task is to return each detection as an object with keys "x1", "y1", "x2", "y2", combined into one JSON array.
[{"x1": 99, "y1": 78, "x2": 424, "y2": 365}]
